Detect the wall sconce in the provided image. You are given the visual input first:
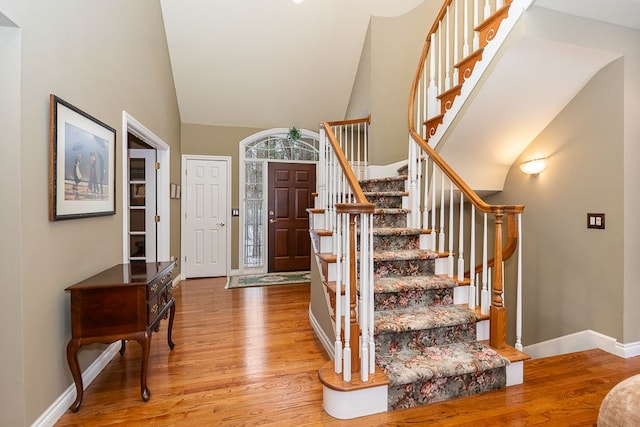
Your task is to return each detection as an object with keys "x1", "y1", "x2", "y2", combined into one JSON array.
[{"x1": 519, "y1": 157, "x2": 547, "y2": 176}]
